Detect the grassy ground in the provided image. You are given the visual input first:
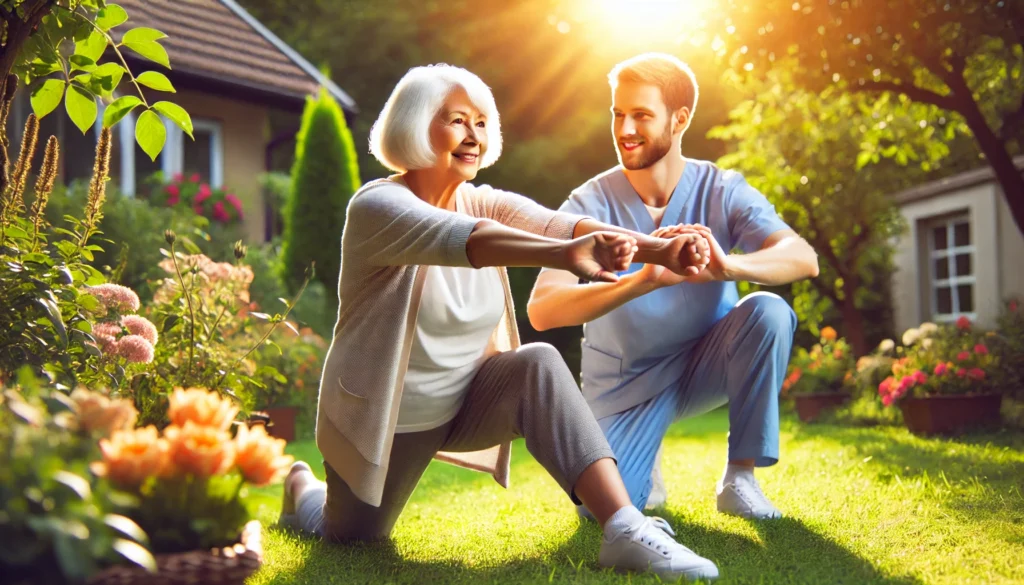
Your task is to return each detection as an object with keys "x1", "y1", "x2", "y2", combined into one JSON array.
[{"x1": 244, "y1": 408, "x2": 1024, "y2": 584}]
